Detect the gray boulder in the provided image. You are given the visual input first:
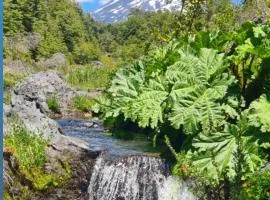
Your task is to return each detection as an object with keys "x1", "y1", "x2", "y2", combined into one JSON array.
[
  {"x1": 38, "y1": 53, "x2": 67, "y2": 68},
  {"x1": 5, "y1": 70, "x2": 101, "y2": 199},
  {"x1": 91, "y1": 60, "x2": 104, "y2": 68},
  {"x1": 13, "y1": 70, "x2": 74, "y2": 115},
  {"x1": 11, "y1": 70, "x2": 88, "y2": 150}
]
